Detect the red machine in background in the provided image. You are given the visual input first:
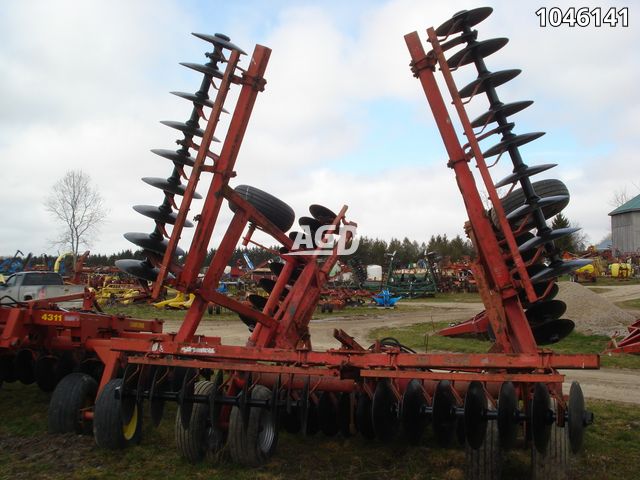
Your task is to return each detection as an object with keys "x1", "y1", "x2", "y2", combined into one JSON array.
[{"x1": 0, "y1": 9, "x2": 599, "y2": 479}]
